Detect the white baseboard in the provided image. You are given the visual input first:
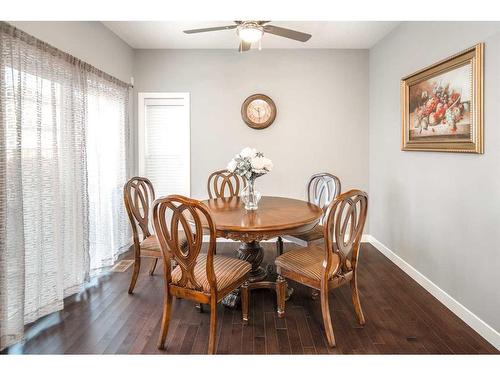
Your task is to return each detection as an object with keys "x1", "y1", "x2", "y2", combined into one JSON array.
[{"x1": 367, "y1": 235, "x2": 500, "y2": 351}]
